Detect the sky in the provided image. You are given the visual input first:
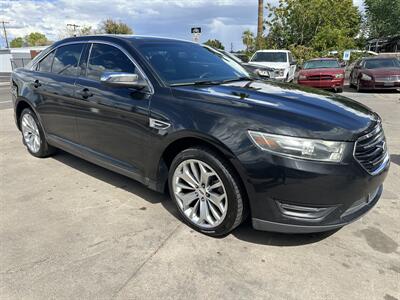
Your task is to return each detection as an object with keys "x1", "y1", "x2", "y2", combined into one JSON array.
[{"x1": 1, "y1": 0, "x2": 365, "y2": 50}]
